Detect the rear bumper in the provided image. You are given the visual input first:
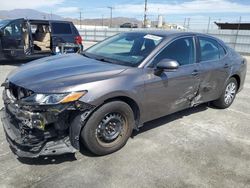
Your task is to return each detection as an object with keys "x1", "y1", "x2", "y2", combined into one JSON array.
[{"x1": 0, "y1": 108, "x2": 76, "y2": 158}]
